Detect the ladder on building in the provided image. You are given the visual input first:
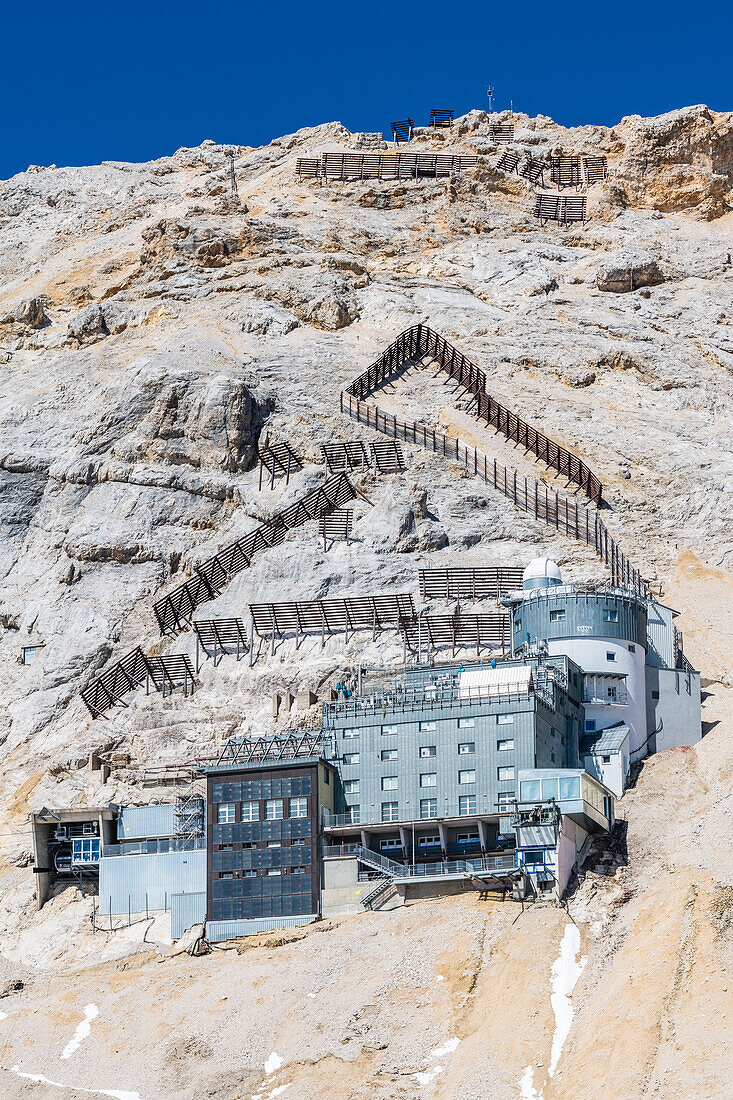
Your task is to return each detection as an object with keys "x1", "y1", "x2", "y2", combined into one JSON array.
[{"x1": 174, "y1": 769, "x2": 205, "y2": 841}]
